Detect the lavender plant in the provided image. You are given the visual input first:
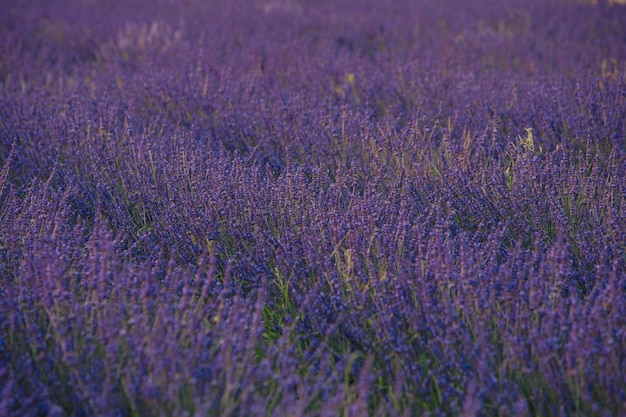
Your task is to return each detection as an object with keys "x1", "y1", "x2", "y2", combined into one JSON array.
[{"x1": 1, "y1": 0, "x2": 625, "y2": 415}]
